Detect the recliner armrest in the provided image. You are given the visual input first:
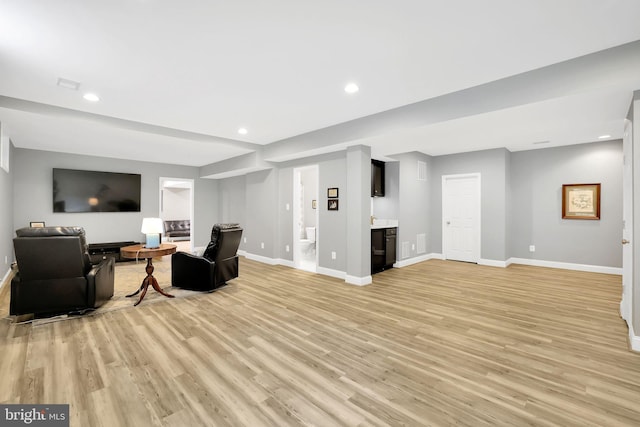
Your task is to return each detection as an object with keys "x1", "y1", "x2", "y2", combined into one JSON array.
[
  {"x1": 171, "y1": 251, "x2": 216, "y2": 291},
  {"x1": 87, "y1": 257, "x2": 115, "y2": 308}
]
